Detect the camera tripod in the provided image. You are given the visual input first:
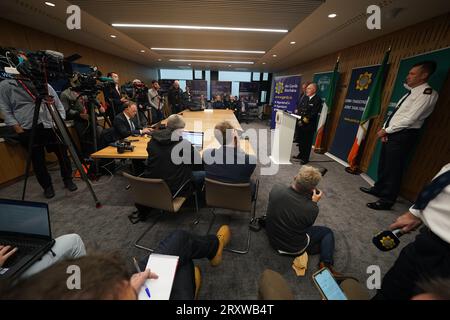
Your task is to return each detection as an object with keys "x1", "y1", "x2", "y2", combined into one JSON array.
[{"x1": 22, "y1": 92, "x2": 101, "y2": 208}]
